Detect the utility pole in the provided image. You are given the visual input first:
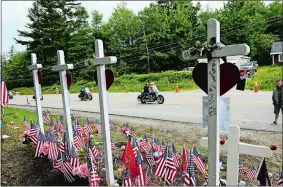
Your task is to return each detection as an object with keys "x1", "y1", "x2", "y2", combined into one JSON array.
[{"x1": 140, "y1": 20, "x2": 150, "y2": 73}]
